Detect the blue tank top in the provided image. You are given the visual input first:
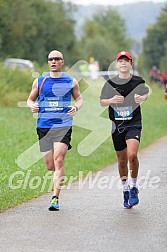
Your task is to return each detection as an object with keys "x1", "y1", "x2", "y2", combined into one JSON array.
[{"x1": 37, "y1": 72, "x2": 73, "y2": 128}]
